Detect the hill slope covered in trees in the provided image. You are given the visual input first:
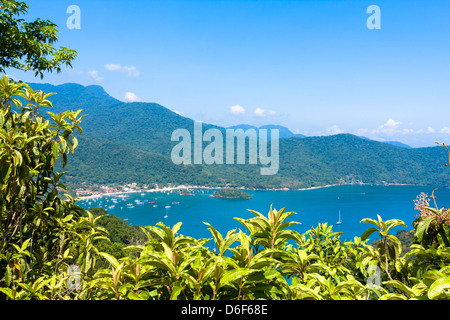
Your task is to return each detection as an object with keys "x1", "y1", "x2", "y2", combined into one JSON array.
[{"x1": 27, "y1": 82, "x2": 450, "y2": 190}]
